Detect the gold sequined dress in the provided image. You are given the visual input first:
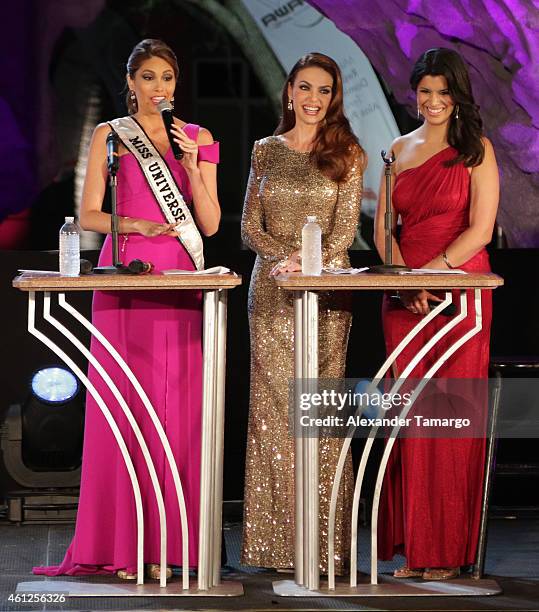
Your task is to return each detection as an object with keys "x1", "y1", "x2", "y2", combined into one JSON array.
[{"x1": 240, "y1": 136, "x2": 363, "y2": 572}]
